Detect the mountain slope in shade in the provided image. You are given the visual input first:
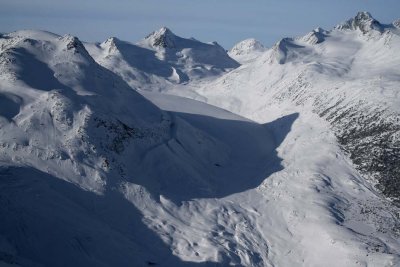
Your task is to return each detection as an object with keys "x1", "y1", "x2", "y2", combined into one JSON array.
[{"x1": 85, "y1": 27, "x2": 239, "y2": 91}]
